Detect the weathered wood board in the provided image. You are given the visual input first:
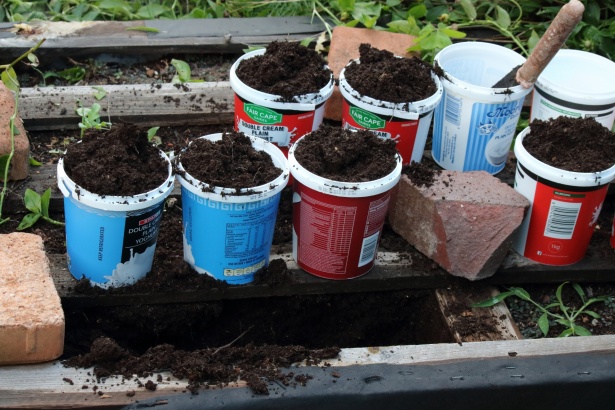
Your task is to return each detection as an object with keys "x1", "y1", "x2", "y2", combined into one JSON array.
[{"x1": 0, "y1": 17, "x2": 329, "y2": 58}]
